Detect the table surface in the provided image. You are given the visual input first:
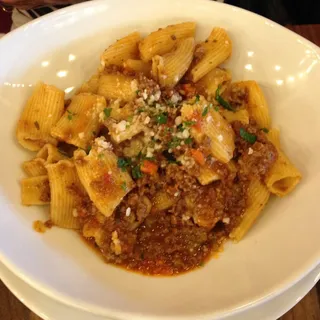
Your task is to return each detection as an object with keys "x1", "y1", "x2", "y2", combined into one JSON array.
[{"x1": 0, "y1": 23, "x2": 320, "y2": 320}]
